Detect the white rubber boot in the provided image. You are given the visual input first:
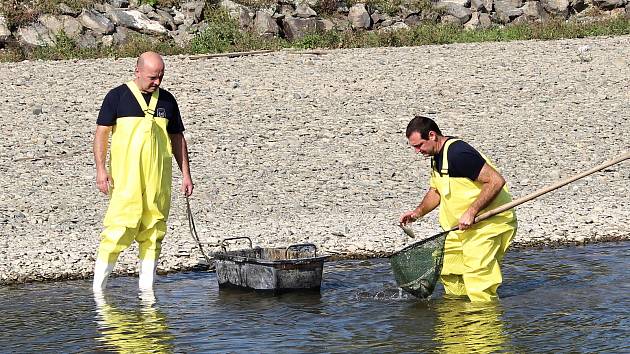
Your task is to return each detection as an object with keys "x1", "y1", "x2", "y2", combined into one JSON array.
[
  {"x1": 93, "y1": 260, "x2": 115, "y2": 293},
  {"x1": 138, "y1": 259, "x2": 158, "y2": 291}
]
